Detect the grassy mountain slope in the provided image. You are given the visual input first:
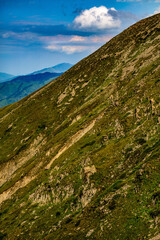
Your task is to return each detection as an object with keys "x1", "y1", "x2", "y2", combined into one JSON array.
[
  {"x1": 0, "y1": 72, "x2": 61, "y2": 108},
  {"x1": 0, "y1": 14, "x2": 160, "y2": 240}
]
